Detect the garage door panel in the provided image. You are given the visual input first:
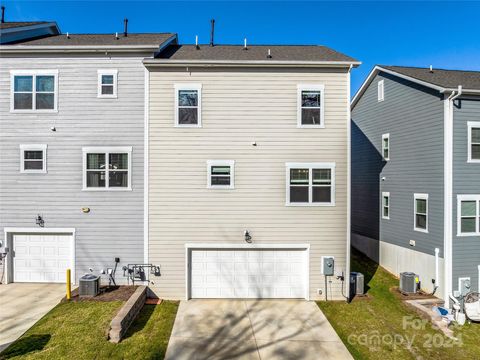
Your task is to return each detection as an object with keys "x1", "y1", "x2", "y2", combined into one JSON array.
[{"x1": 190, "y1": 248, "x2": 307, "y2": 299}]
